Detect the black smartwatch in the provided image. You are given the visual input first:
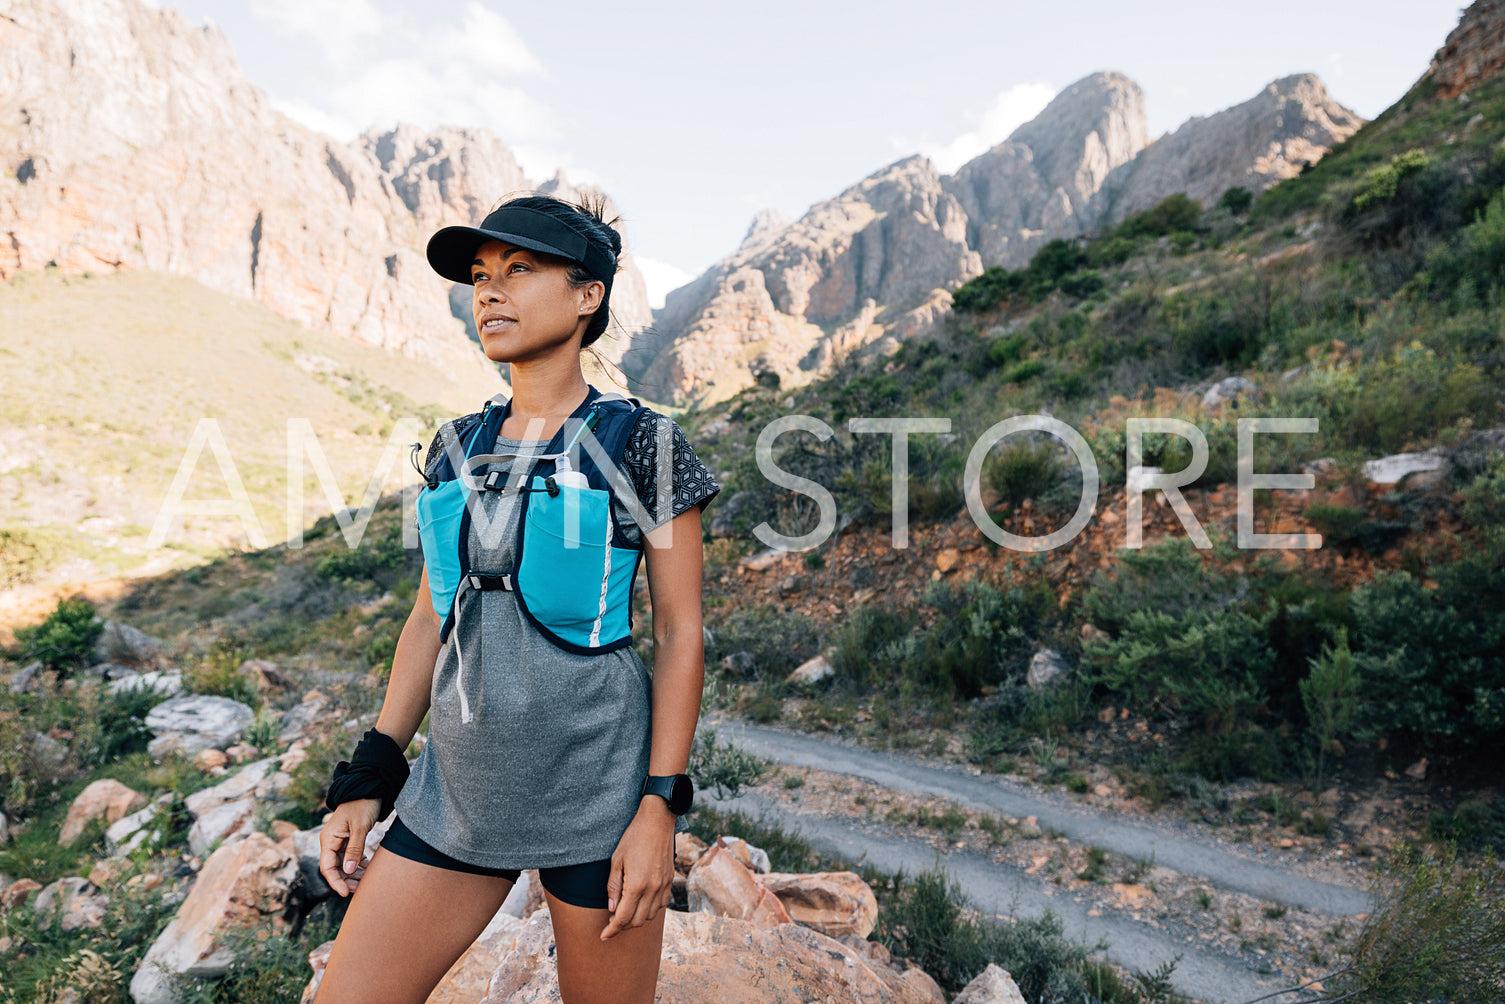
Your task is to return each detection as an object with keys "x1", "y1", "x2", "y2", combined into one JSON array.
[{"x1": 639, "y1": 773, "x2": 694, "y2": 815}]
